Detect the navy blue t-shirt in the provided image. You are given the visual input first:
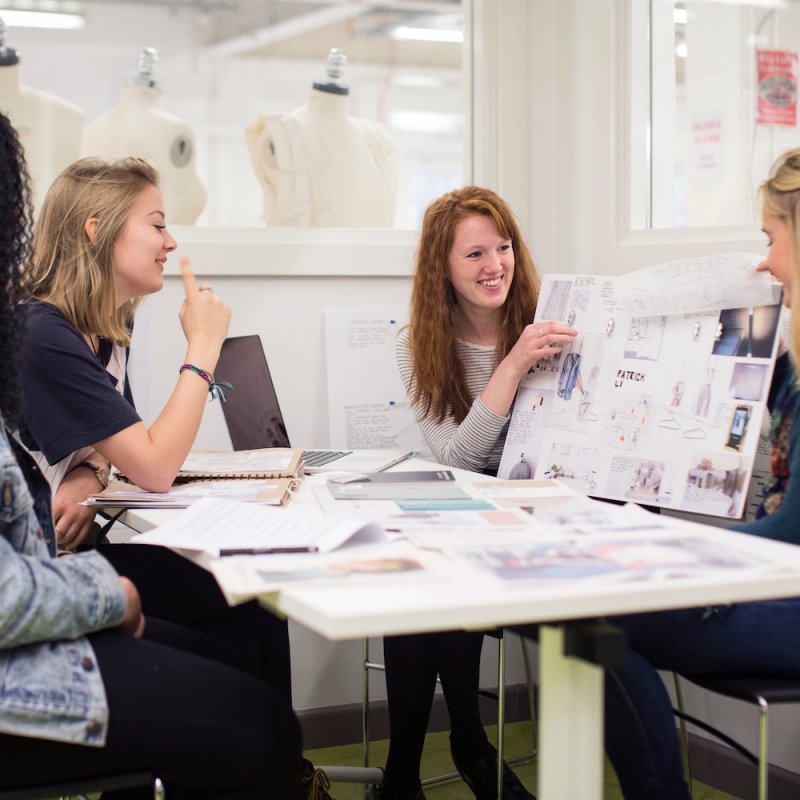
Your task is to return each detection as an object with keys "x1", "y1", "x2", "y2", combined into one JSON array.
[{"x1": 18, "y1": 301, "x2": 140, "y2": 465}]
